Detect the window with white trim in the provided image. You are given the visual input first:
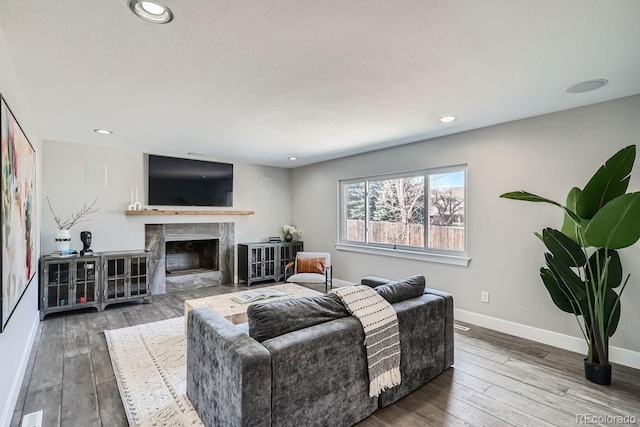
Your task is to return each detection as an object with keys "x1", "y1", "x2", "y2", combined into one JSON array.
[{"x1": 338, "y1": 165, "x2": 466, "y2": 259}]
